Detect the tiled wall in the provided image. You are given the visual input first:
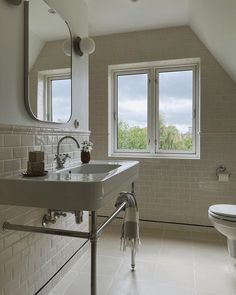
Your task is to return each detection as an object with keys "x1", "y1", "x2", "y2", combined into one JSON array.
[
  {"x1": 0, "y1": 124, "x2": 90, "y2": 295},
  {"x1": 89, "y1": 26, "x2": 236, "y2": 226}
]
